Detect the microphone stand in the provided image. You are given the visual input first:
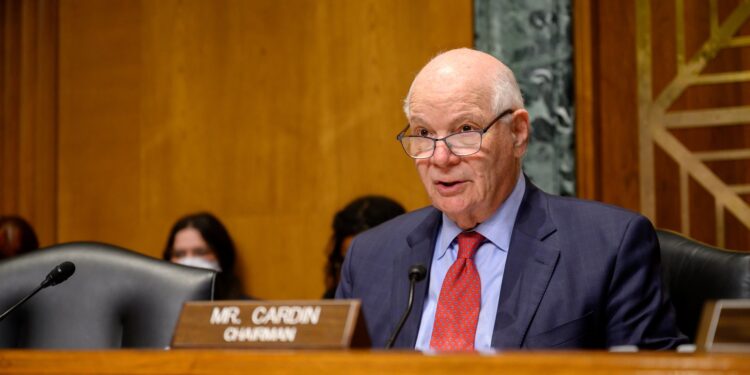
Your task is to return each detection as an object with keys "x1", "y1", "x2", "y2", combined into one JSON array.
[
  {"x1": 0, "y1": 261, "x2": 76, "y2": 323},
  {"x1": 0, "y1": 284, "x2": 44, "y2": 322},
  {"x1": 385, "y1": 265, "x2": 426, "y2": 349}
]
